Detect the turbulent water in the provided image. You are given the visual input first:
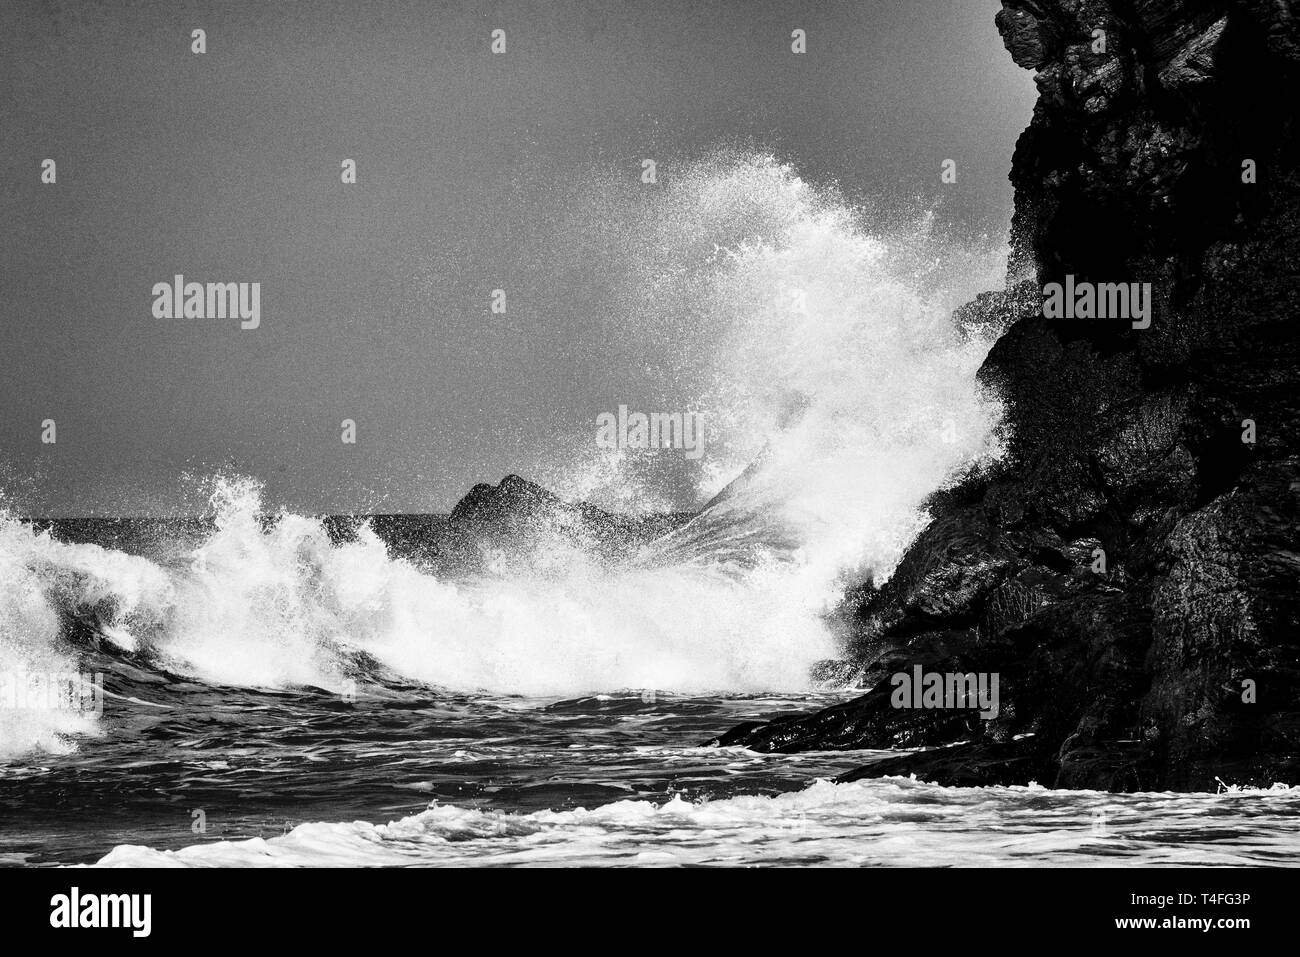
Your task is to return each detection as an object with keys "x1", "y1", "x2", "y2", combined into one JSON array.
[
  {"x1": 2, "y1": 156, "x2": 1296, "y2": 867},
  {"x1": 3, "y1": 675, "x2": 1298, "y2": 867}
]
